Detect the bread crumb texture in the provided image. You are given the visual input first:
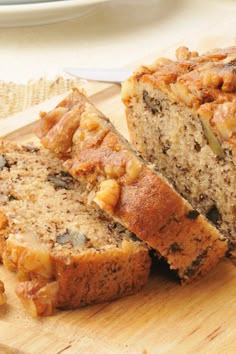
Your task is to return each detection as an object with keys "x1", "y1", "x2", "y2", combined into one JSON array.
[{"x1": 0, "y1": 140, "x2": 150, "y2": 316}]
